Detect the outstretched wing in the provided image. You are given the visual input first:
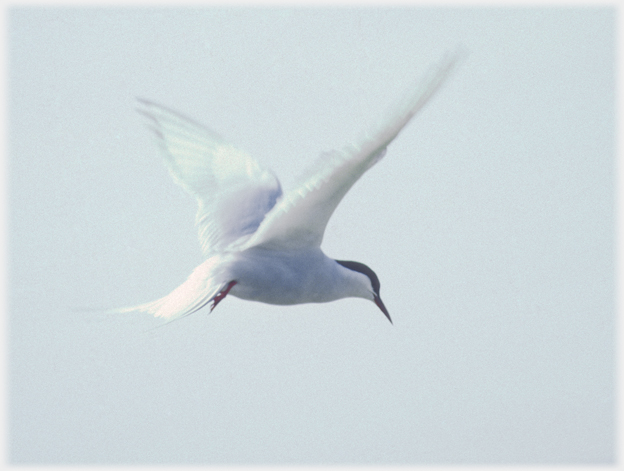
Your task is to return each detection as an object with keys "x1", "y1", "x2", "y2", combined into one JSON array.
[
  {"x1": 137, "y1": 99, "x2": 282, "y2": 255},
  {"x1": 243, "y1": 50, "x2": 463, "y2": 251}
]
